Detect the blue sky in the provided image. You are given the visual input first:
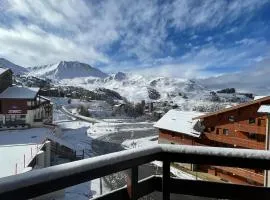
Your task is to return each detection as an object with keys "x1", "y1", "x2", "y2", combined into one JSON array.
[{"x1": 0, "y1": 0, "x2": 270, "y2": 78}]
